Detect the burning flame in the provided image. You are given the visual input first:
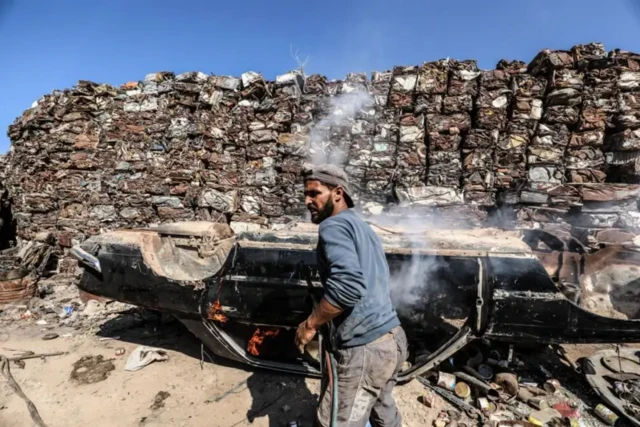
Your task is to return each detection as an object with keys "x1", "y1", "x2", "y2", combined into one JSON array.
[
  {"x1": 247, "y1": 327, "x2": 280, "y2": 356},
  {"x1": 207, "y1": 300, "x2": 228, "y2": 323}
]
